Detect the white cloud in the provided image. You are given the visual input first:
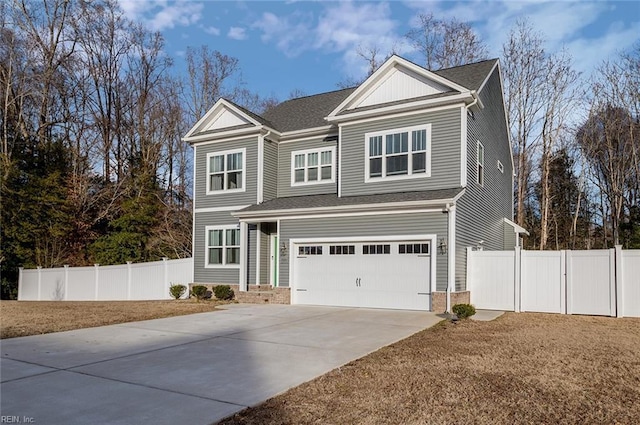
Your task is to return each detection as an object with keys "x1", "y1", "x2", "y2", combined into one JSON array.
[
  {"x1": 228, "y1": 26, "x2": 248, "y2": 40},
  {"x1": 116, "y1": 0, "x2": 203, "y2": 31},
  {"x1": 252, "y1": 11, "x2": 315, "y2": 57},
  {"x1": 204, "y1": 26, "x2": 221, "y2": 36}
]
